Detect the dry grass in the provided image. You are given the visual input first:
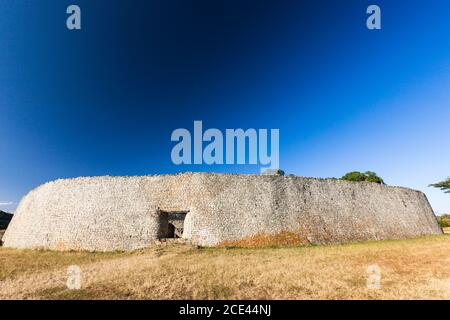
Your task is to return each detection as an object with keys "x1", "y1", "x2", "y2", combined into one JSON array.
[
  {"x1": 0, "y1": 247, "x2": 128, "y2": 281},
  {"x1": 219, "y1": 231, "x2": 308, "y2": 248},
  {"x1": 2, "y1": 235, "x2": 450, "y2": 300}
]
